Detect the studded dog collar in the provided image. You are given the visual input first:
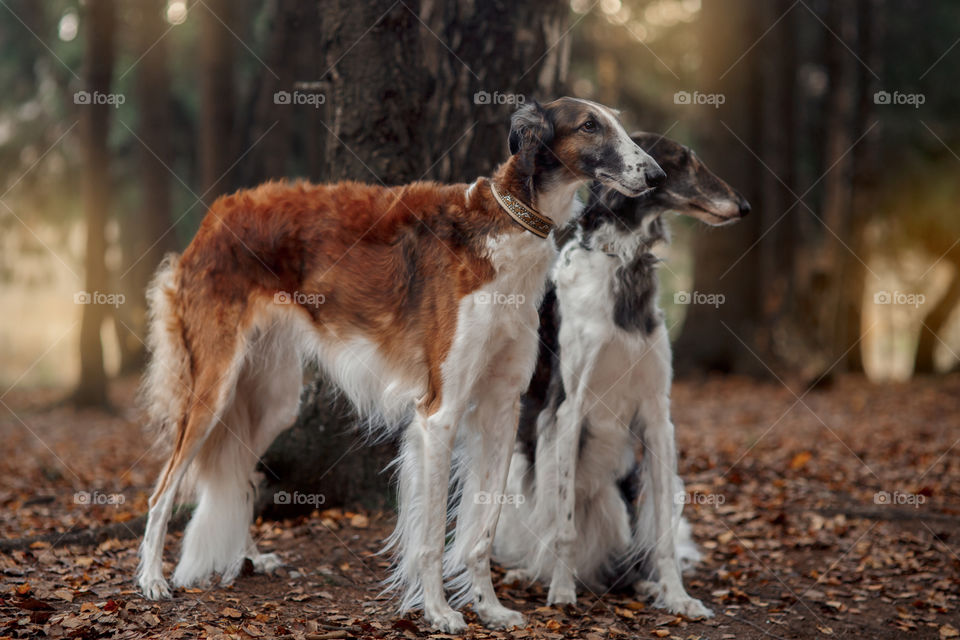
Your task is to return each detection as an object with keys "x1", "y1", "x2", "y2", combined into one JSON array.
[{"x1": 490, "y1": 182, "x2": 555, "y2": 239}]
